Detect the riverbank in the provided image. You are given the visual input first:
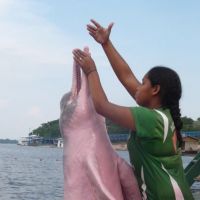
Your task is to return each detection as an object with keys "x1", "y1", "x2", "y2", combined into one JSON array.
[
  {"x1": 112, "y1": 142, "x2": 199, "y2": 156},
  {"x1": 112, "y1": 142, "x2": 127, "y2": 151}
]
